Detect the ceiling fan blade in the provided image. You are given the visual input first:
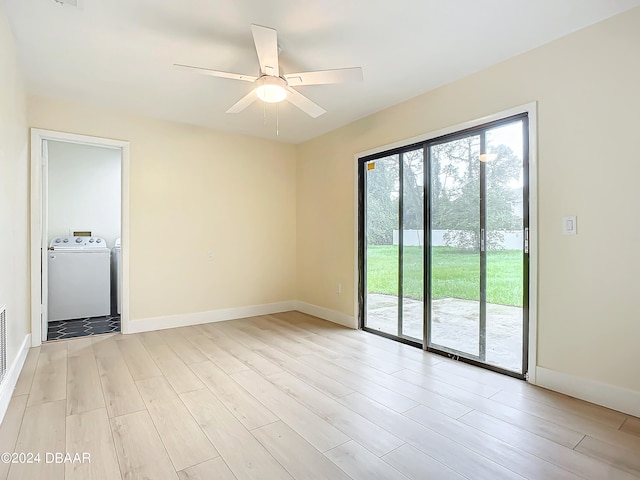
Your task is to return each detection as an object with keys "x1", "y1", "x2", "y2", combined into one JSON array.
[
  {"x1": 251, "y1": 24, "x2": 279, "y2": 77},
  {"x1": 284, "y1": 67, "x2": 363, "y2": 86},
  {"x1": 226, "y1": 90, "x2": 258, "y2": 114},
  {"x1": 285, "y1": 87, "x2": 326, "y2": 118},
  {"x1": 174, "y1": 64, "x2": 257, "y2": 82}
]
